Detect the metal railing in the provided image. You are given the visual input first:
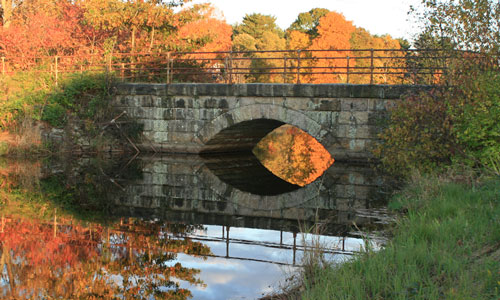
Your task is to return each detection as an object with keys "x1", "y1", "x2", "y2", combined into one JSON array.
[{"x1": 0, "y1": 48, "x2": 467, "y2": 85}]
